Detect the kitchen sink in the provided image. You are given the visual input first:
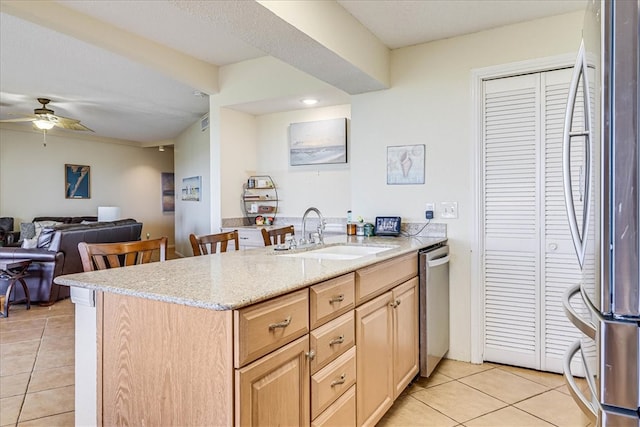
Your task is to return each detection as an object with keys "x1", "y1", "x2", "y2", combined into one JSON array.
[{"x1": 279, "y1": 244, "x2": 398, "y2": 260}]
